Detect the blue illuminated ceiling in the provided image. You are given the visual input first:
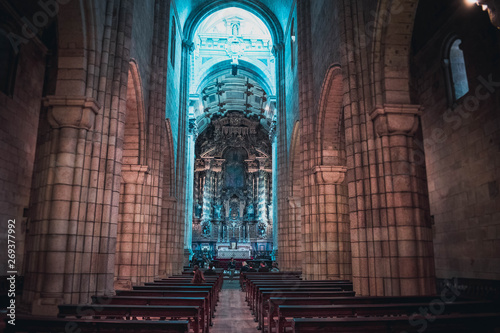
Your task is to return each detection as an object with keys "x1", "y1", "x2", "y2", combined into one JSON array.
[{"x1": 190, "y1": 7, "x2": 277, "y2": 133}]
